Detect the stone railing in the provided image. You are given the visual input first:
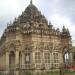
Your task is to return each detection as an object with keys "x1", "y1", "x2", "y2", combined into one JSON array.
[{"x1": 0, "y1": 64, "x2": 32, "y2": 71}]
